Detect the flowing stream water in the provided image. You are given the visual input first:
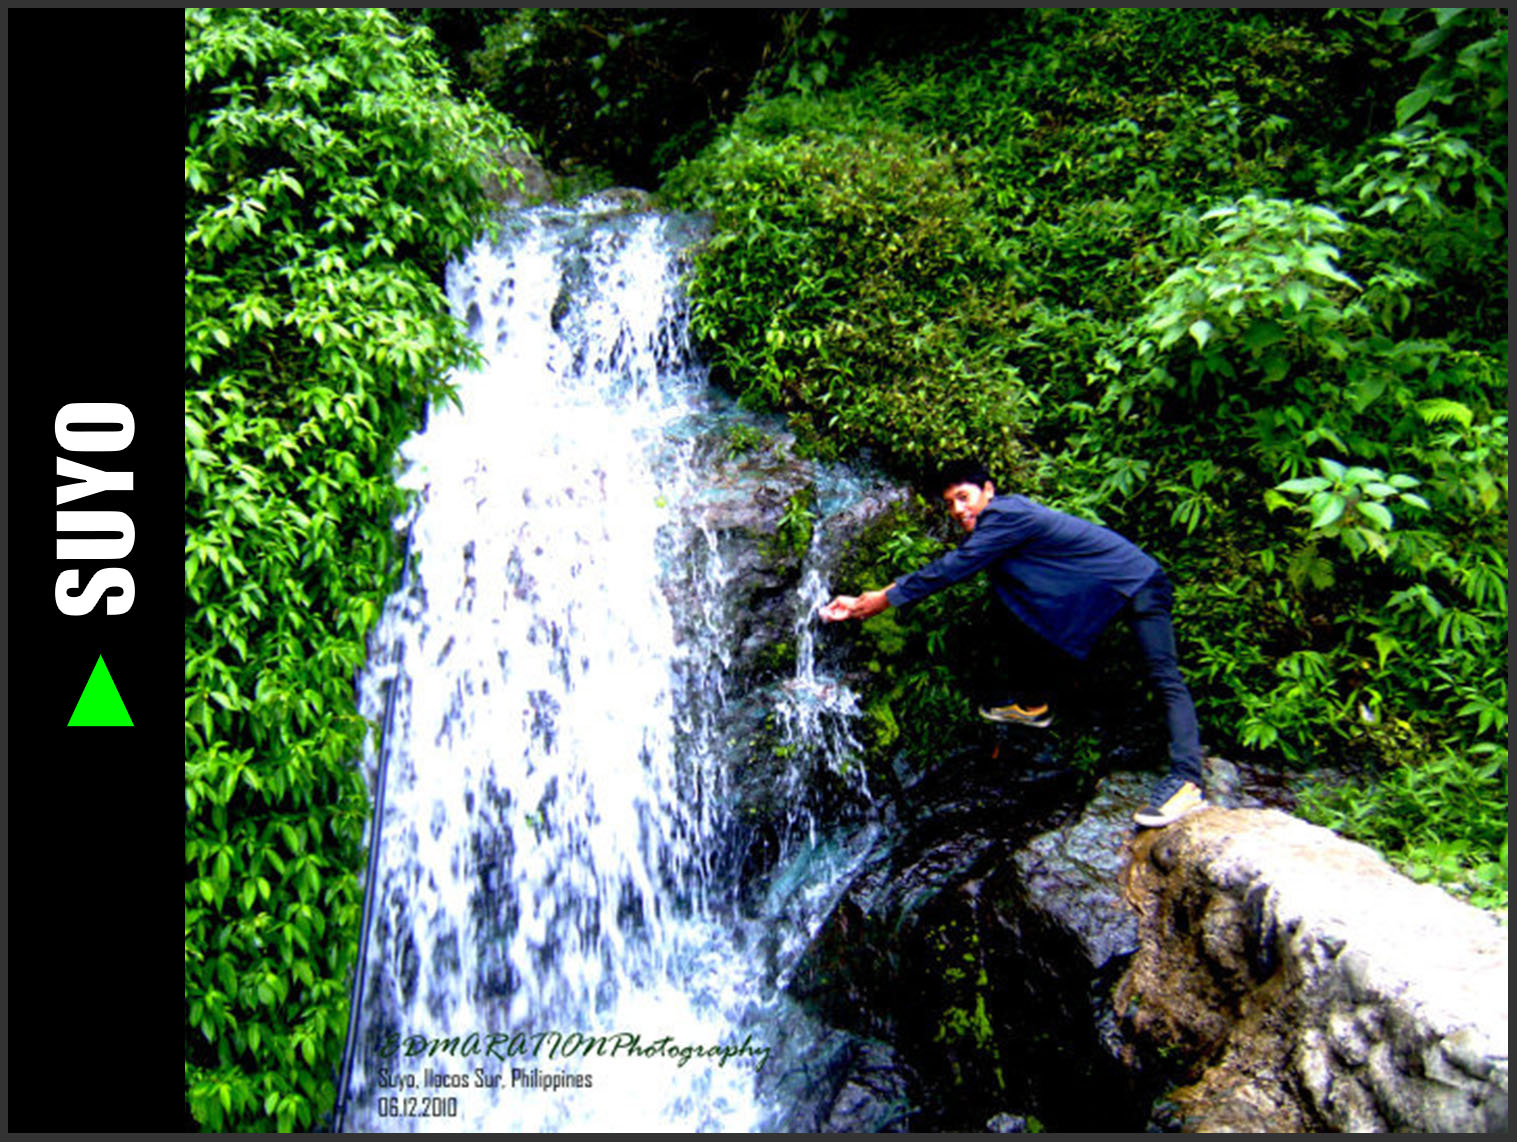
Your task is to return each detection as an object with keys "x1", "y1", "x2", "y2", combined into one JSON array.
[{"x1": 342, "y1": 199, "x2": 874, "y2": 1132}]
